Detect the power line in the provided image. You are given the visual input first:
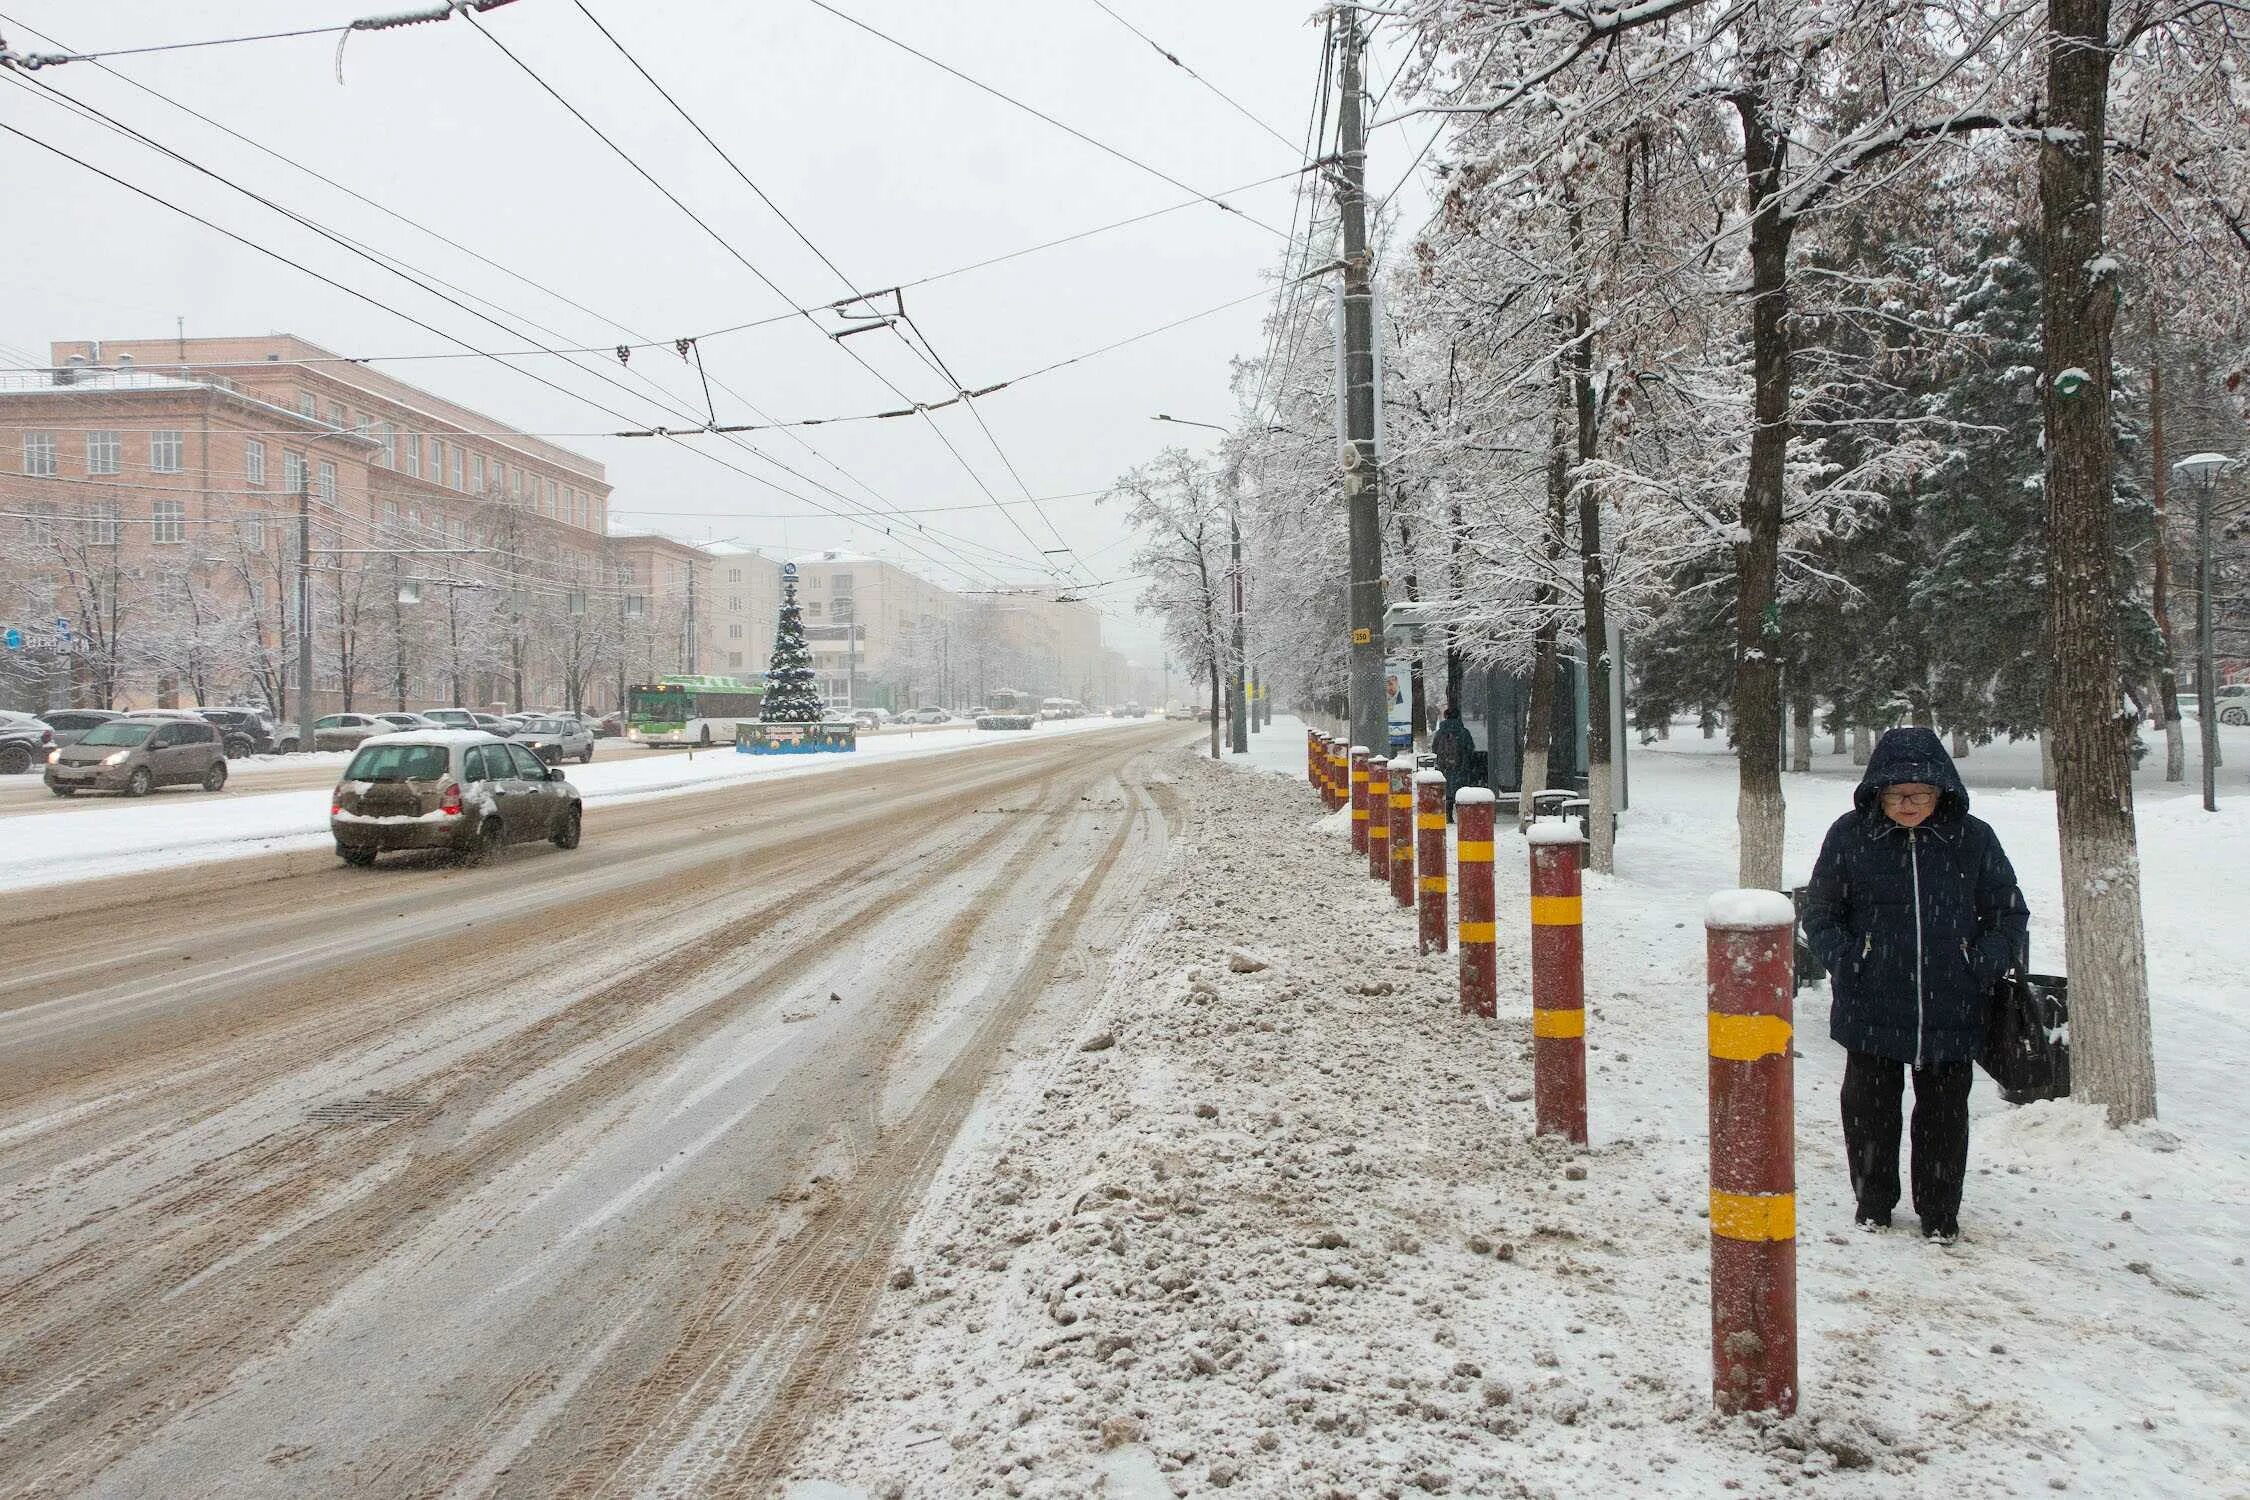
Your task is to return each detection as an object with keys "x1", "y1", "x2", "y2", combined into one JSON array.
[
  {"x1": 562, "y1": 0, "x2": 1092, "y2": 585},
  {"x1": 798, "y1": 0, "x2": 1292, "y2": 241},
  {"x1": 1081, "y1": 0, "x2": 1302, "y2": 155},
  {"x1": 0, "y1": 4, "x2": 515, "y2": 70}
]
